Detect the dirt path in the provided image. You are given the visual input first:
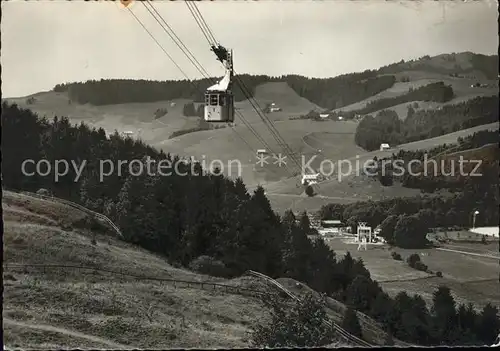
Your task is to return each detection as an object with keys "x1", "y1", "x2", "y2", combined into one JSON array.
[
  {"x1": 3, "y1": 318, "x2": 131, "y2": 349},
  {"x1": 435, "y1": 248, "x2": 500, "y2": 259}
]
